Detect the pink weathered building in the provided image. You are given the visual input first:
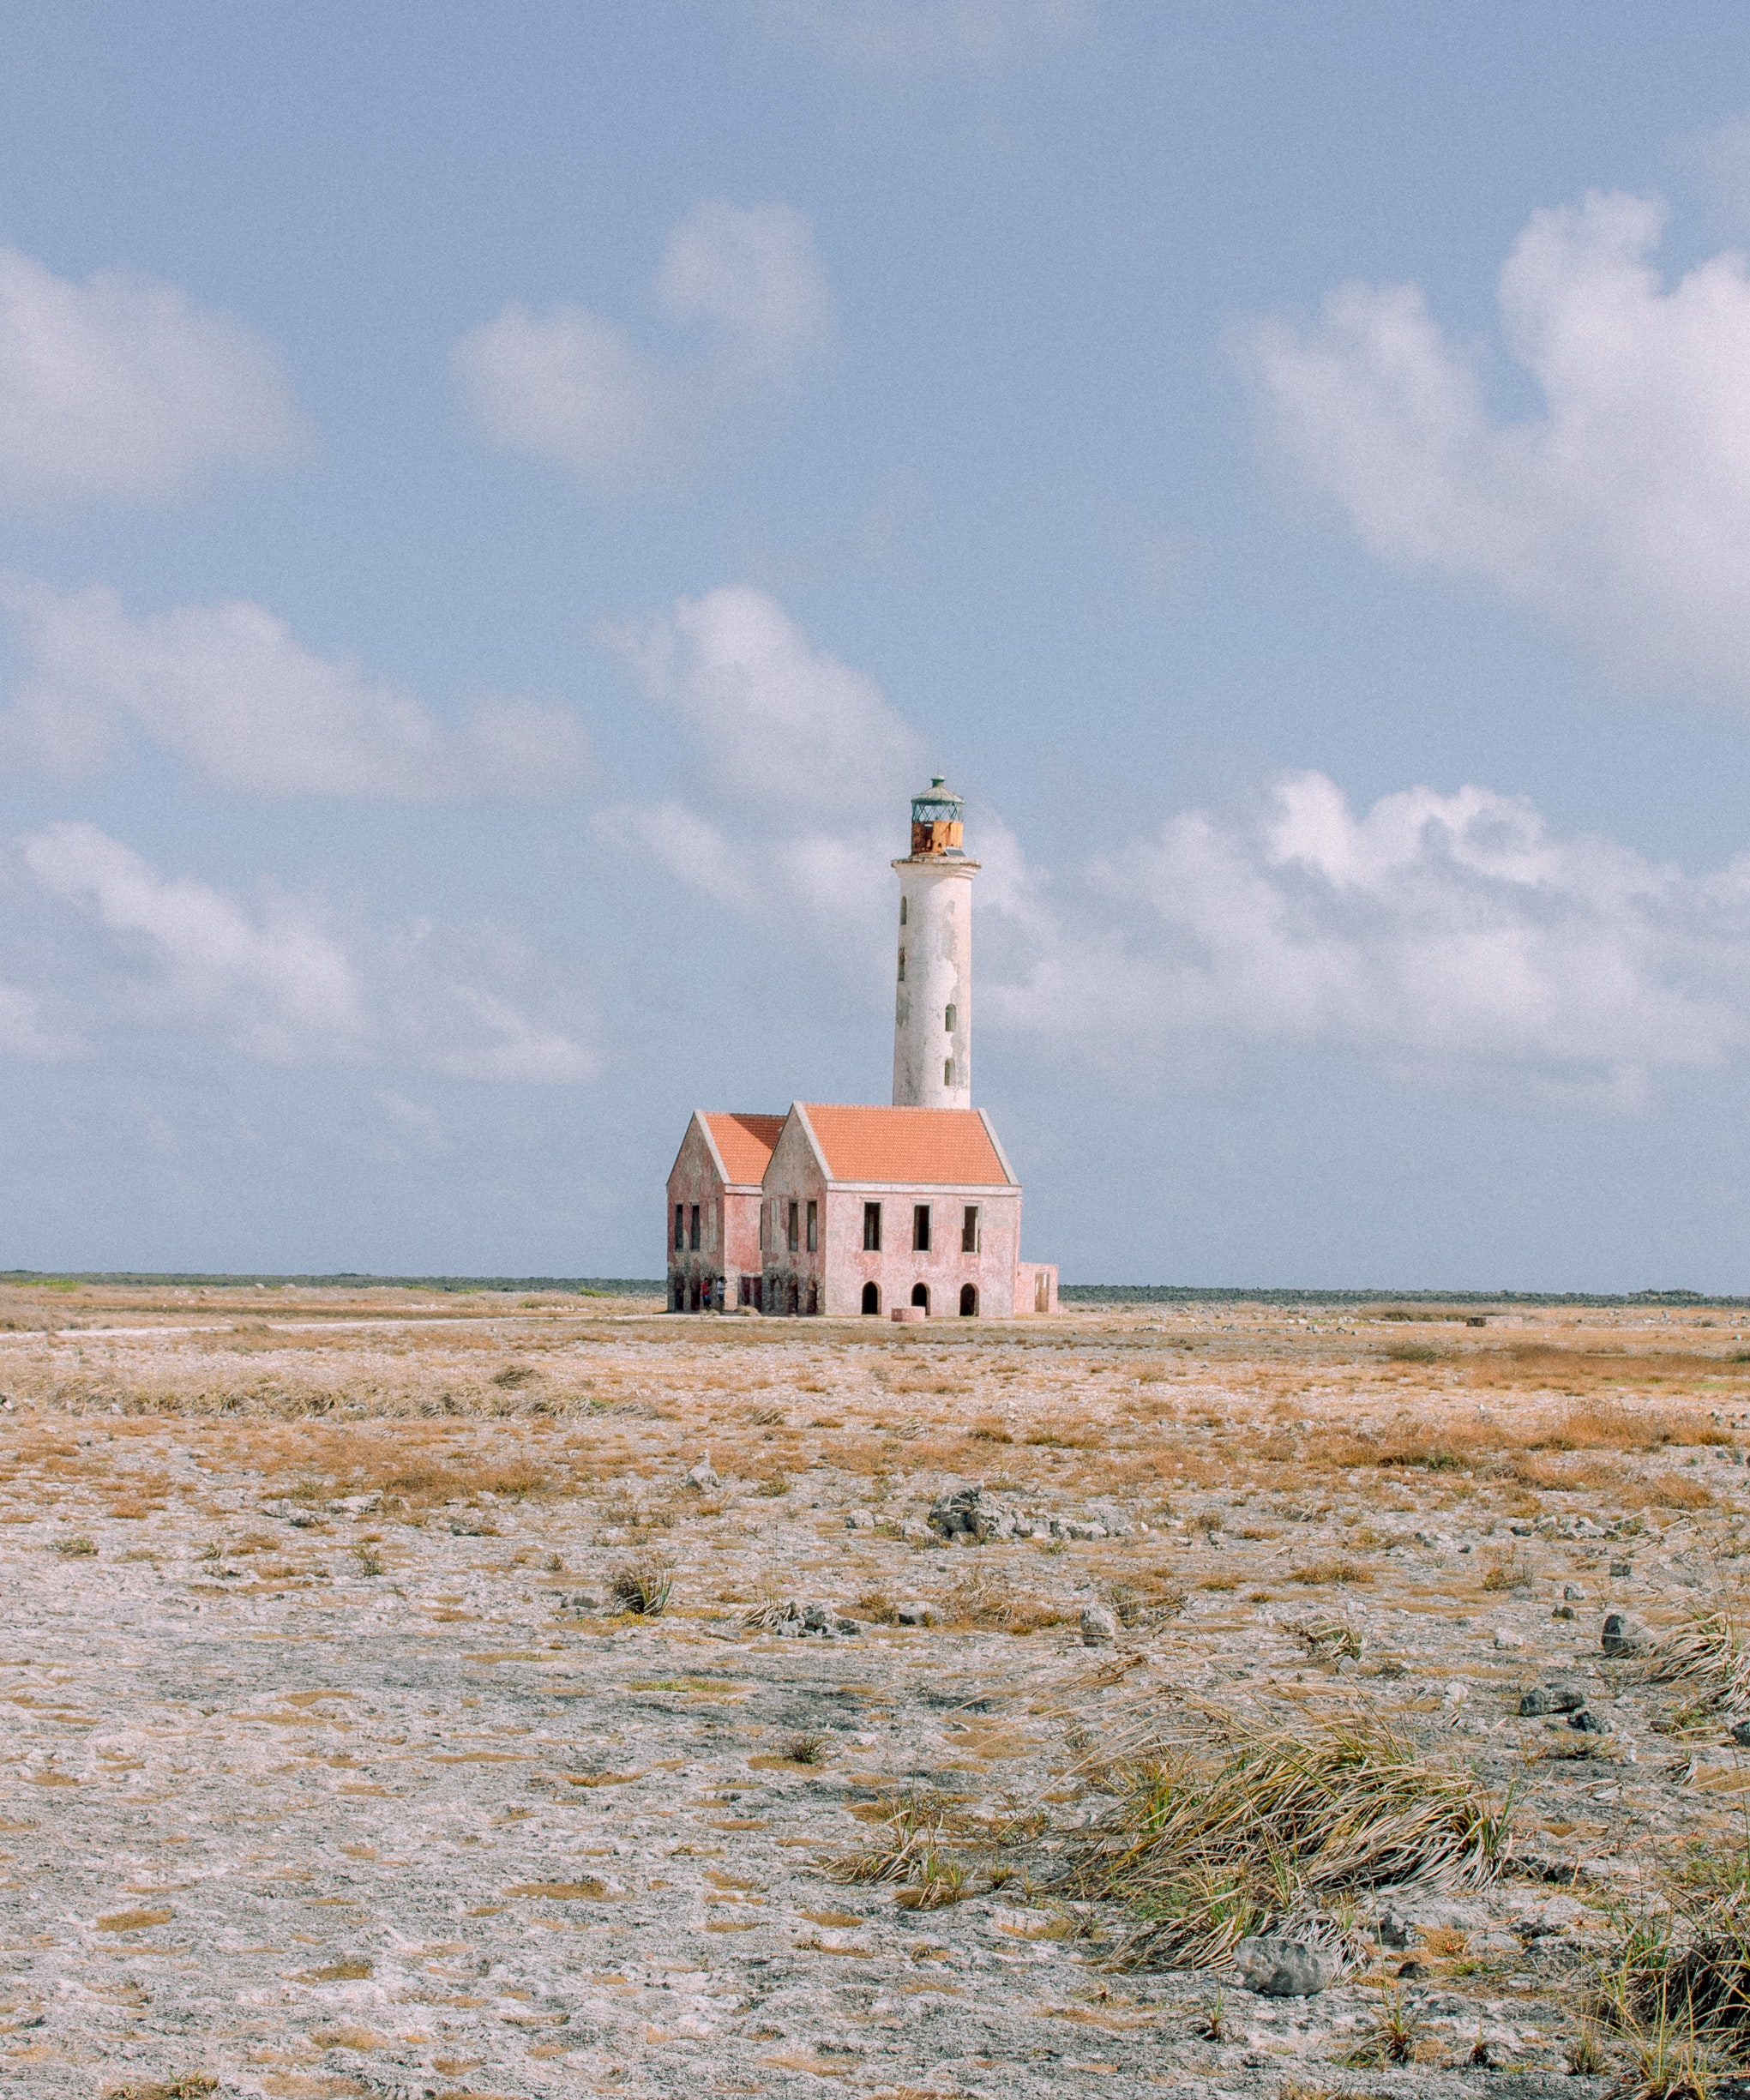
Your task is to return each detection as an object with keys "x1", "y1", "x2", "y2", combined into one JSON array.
[{"x1": 664, "y1": 781, "x2": 1057, "y2": 1320}]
